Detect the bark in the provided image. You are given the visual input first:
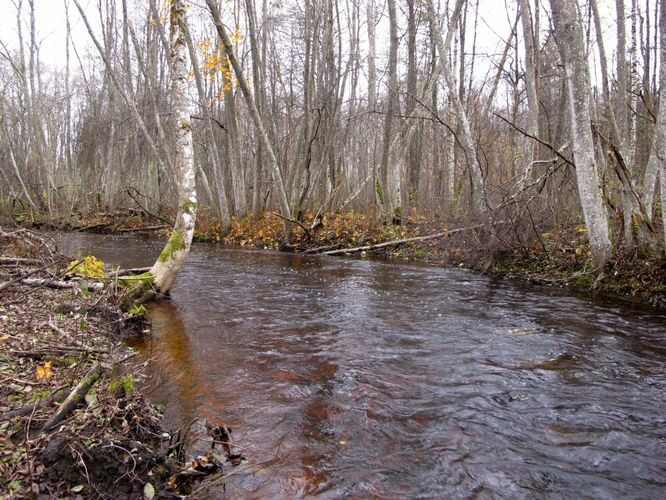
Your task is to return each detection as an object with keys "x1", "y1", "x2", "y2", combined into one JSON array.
[
  {"x1": 519, "y1": 0, "x2": 539, "y2": 182},
  {"x1": 658, "y1": 0, "x2": 666, "y2": 251},
  {"x1": 206, "y1": 0, "x2": 293, "y2": 240},
  {"x1": 379, "y1": 0, "x2": 401, "y2": 217},
  {"x1": 42, "y1": 363, "x2": 102, "y2": 432},
  {"x1": 549, "y1": 0, "x2": 612, "y2": 267},
  {"x1": 426, "y1": 0, "x2": 485, "y2": 213},
  {"x1": 148, "y1": 0, "x2": 198, "y2": 294}
]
